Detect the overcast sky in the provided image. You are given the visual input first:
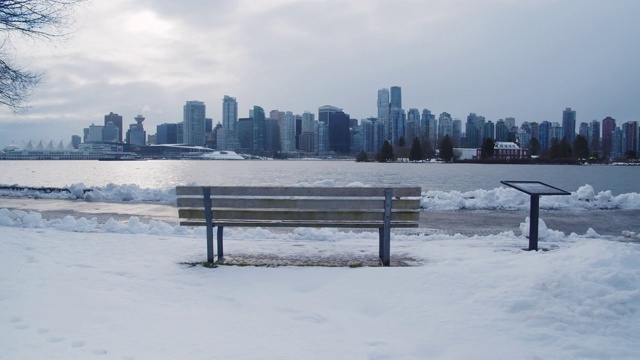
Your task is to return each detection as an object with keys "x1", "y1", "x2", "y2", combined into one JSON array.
[{"x1": 1, "y1": 0, "x2": 639, "y2": 146}]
